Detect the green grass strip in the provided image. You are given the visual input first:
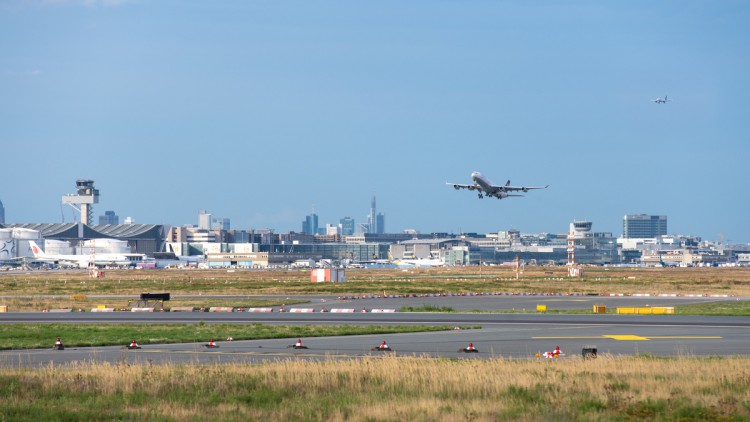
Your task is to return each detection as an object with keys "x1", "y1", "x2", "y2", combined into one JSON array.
[
  {"x1": 674, "y1": 300, "x2": 750, "y2": 316},
  {"x1": 0, "y1": 323, "x2": 463, "y2": 350}
]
